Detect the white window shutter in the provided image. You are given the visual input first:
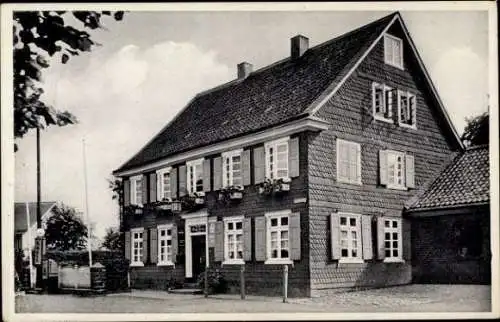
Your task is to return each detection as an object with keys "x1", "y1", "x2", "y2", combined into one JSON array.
[
  {"x1": 376, "y1": 216, "x2": 386, "y2": 260},
  {"x1": 289, "y1": 212, "x2": 301, "y2": 260},
  {"x1": 253, "y1": 146, "x2": 266, "y2": 184},
  {"x1": 356, "y1": 144, "x2": 362, "y2": 183},
  {"x1": 379, "y1": 150, "x2": 388, "y2": 185},
  {"x1": 203, "y1": 159, "x2": 211, "y2": 192},
  {"x1": 405, "y1": 154, "x2": 415, "y2": 188},
  {"x1": 361, "y1": 215, "x2": 373, "y2": 260},
  {"x1": 254, "y1": 216, "x2": 267, "y2": 261},
  {"x1": 243, "y1": 218, "x2": 252, "y2": 261},
  {"x1": 330, "y1": 213, "x2": 341, "y2": 260},
  {"x1": 242, "y1": 150, "x2": 251, "y2": 186}
]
